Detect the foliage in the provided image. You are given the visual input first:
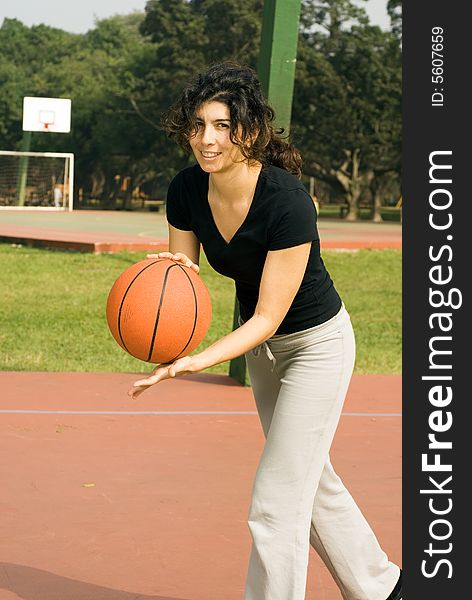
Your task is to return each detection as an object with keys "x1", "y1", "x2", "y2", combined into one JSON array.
[
  {"x1": 0, "y1": 0, "x2": 401, "y2": 214},
  {"x1": 294, "y1": 1, "x2": 401, "y2": 219},
  {"x1": 387, "y1": 0, "x2": 402, "y2": 40},
  {"x1": 0, "y1": 19, "x2": 81, "y2": 148}
]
